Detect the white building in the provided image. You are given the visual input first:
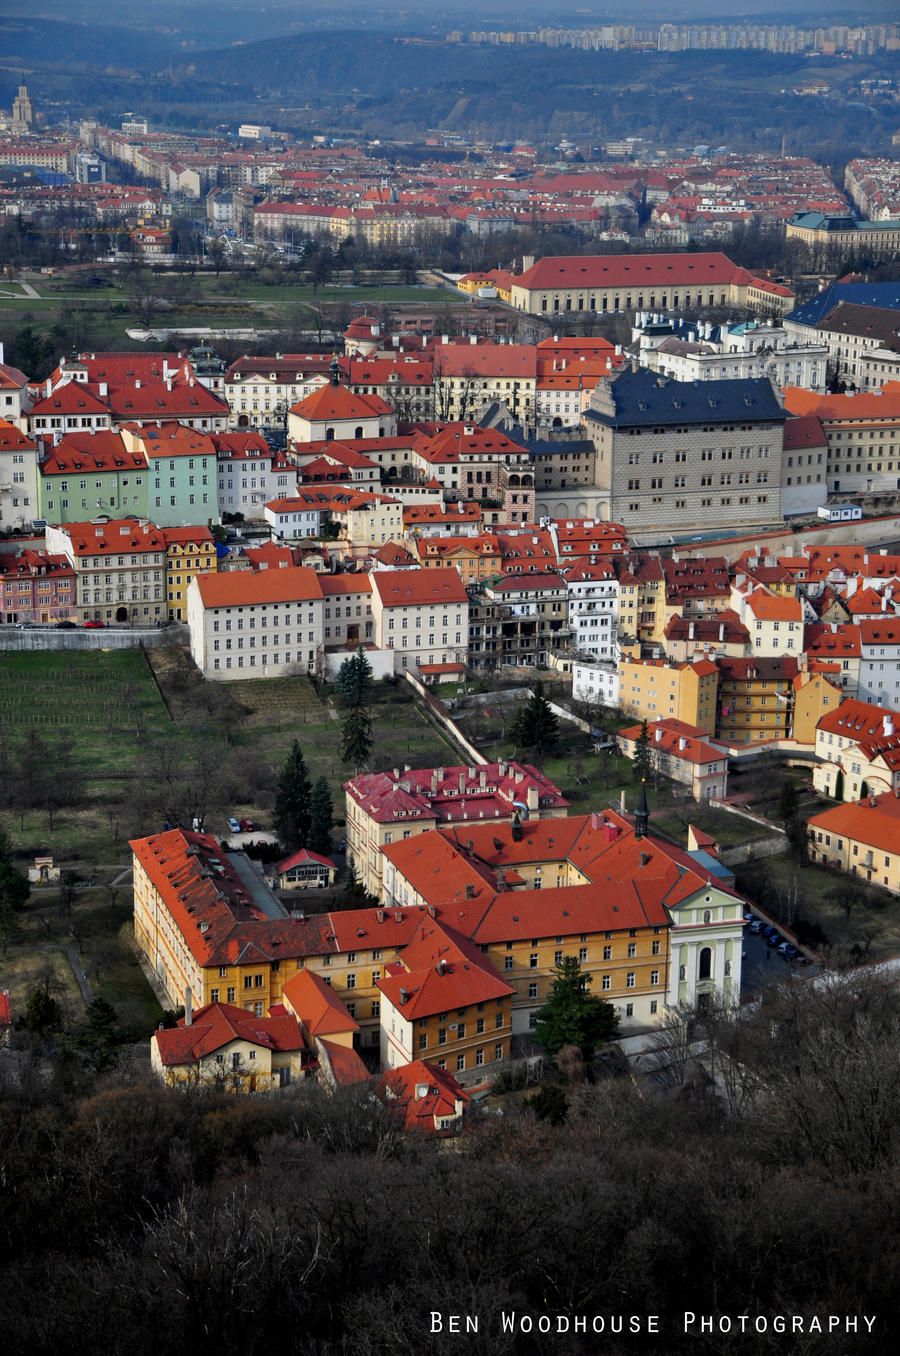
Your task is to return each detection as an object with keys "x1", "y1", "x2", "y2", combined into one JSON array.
[
  {"x1": 563, "y1": 561, "x2": 620, "y2": 662},
  {"x1": 0, "y1": 421, "x2": 38, "y2": 530},
  {"x1": 572, "y1": 659, "x2": 620, "y2": 710},
  {"x1": 370, "y1": 568, "x2": 469, "y2": 675},
  {"x1": 636, "y1": 314, "x2": 828, "y2": 392},
  {"x1": 858, "y1": 618, "x2": 900, "y2": 709},
  {"x1": 213, "y1": 431, "x2": 297, "y2": 518},
  {"x1": 187, "y1": 566, "x2": 325, "y2": 680}
]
